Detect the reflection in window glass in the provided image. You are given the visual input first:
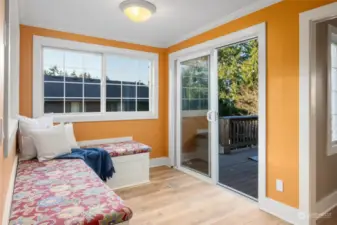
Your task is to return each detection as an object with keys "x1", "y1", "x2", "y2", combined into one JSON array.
[
  {"x1": 43, "y1": 47, "x2": 102, "y2": 114},
  {"x1": 42, "y1": 47, "x2": 152, "y2": 114},
  {"x1": 181, "y1": 56, "x2": 209, "y2": 111}
]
